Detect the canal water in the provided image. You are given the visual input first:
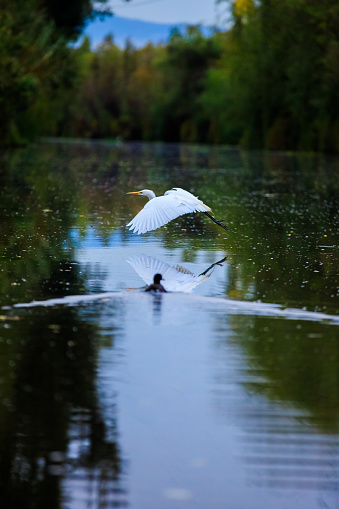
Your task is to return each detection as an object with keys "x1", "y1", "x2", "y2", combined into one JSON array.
[{"x1": 0, "y1": 141, "x2": 338, "y2": 508}]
